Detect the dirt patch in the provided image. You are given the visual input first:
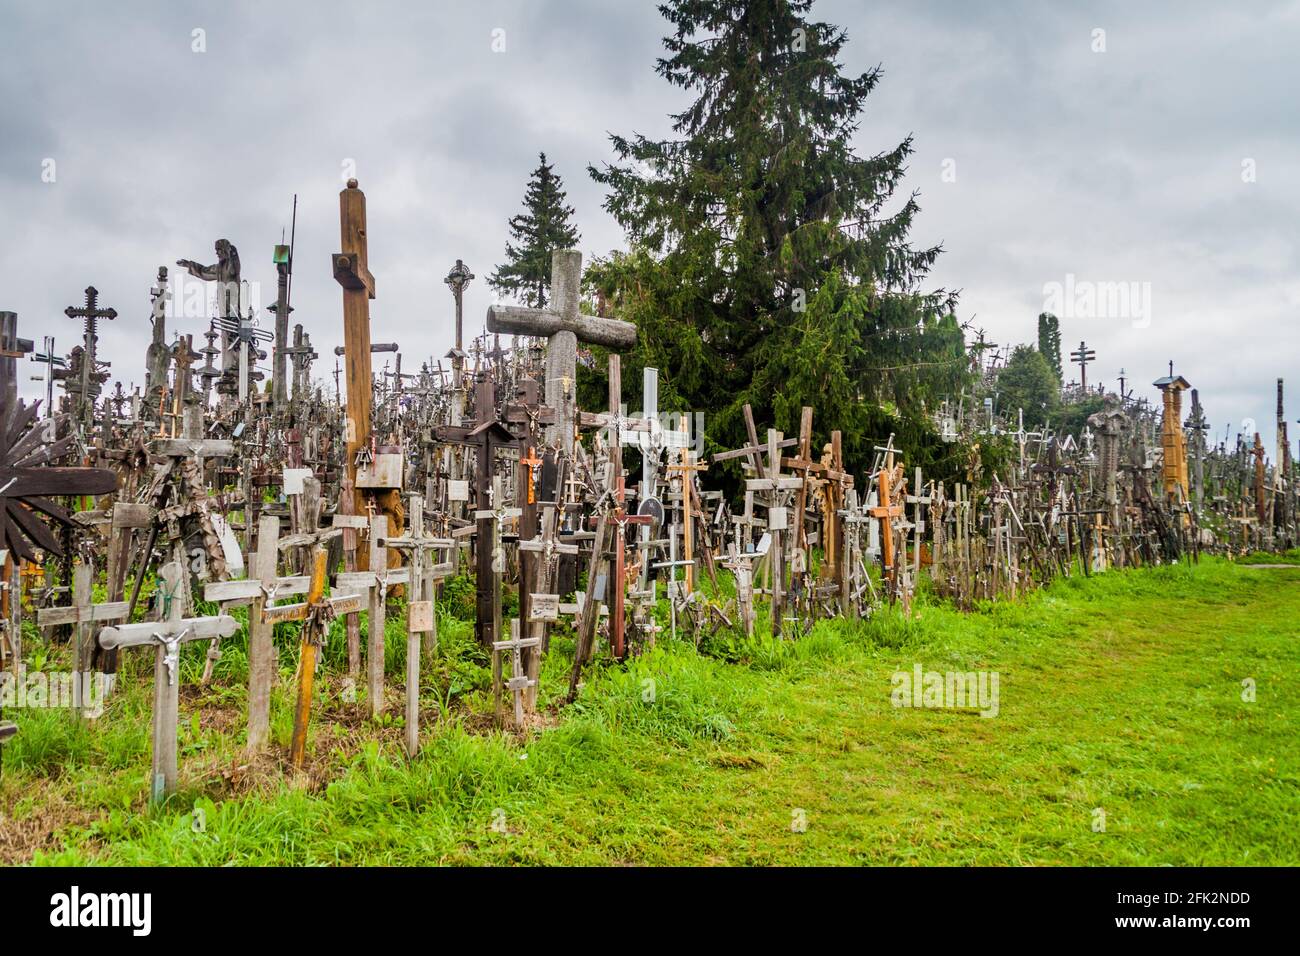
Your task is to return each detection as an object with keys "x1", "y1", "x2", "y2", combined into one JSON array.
[{"x1": 0, "y1": 789, "x2": 100, "y2": 865}]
